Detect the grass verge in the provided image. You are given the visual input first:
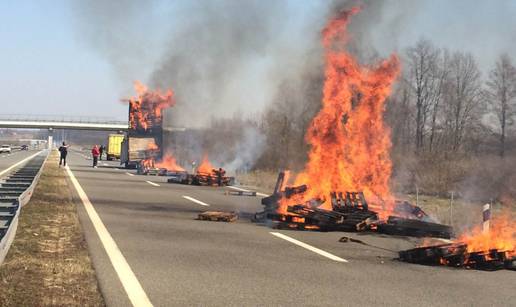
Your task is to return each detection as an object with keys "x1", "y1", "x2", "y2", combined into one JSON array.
[{"x1": 0, "y1": 151, "x2": 105, "y2": 306}]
